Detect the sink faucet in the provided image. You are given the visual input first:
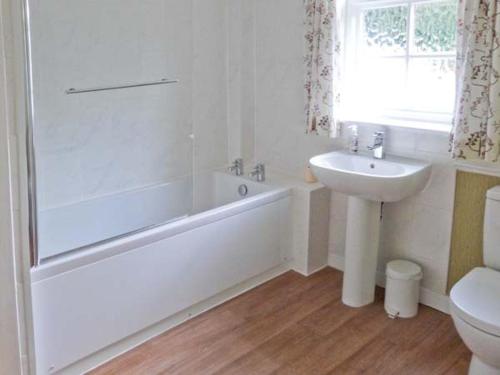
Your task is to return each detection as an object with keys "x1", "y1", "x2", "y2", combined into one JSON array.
[
  {"x1": 249, "y1": 163, "x2": 265, "y2": 182},
  {"x1": 367, "y1": 132, "x2": 385, "y2": 159},
  {"x1": 228, "y1": 158, "x2": 244, "y2": 176}
]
